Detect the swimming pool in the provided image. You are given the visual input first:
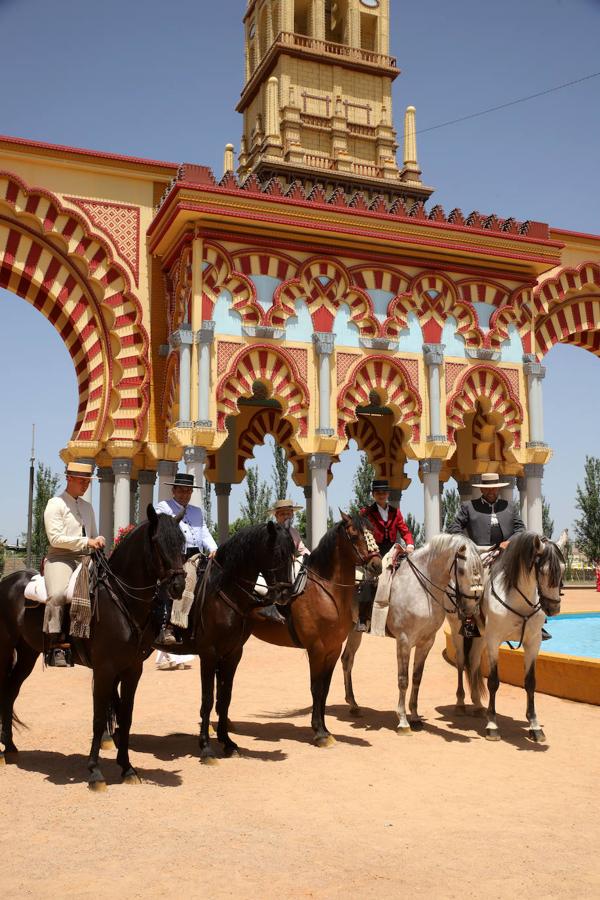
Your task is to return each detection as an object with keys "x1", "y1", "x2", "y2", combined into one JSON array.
[{"x1": 541, "y1": 612, "x2": 600, "y2": 659}]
